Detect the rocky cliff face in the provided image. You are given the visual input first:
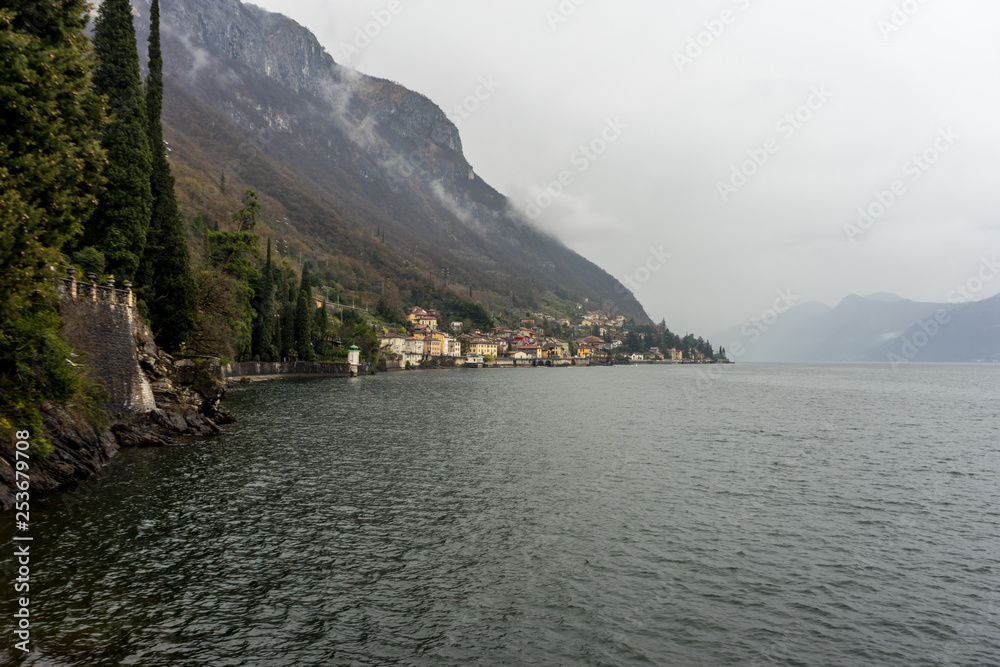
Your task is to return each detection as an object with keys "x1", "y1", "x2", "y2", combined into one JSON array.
[
  {"x1": 127, "y1": 0, "x2": 650, "y2": 322},
  {"x1": 0, "y1": 283, "x2": 233, "y2": 512}
]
